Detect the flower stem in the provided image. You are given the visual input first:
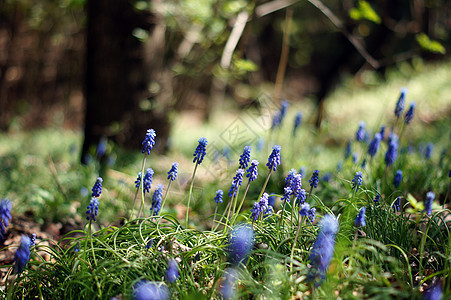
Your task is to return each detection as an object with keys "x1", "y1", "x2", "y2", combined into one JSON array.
[
  {"x1": 137, "y1": 154, "x2": 147, "y2": 218},
  {"x1": 186, "y1": 163, "x2": 199, "y2": 228},
  {"x1": 160, "y1": 180, "x2": 173, "y2": 213}
]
